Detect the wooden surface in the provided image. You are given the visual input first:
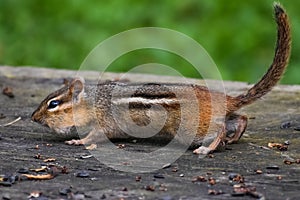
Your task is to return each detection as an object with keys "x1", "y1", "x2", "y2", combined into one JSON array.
[{"x1": 0, "y1": 66, "x2": 299, "y2": 200}]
